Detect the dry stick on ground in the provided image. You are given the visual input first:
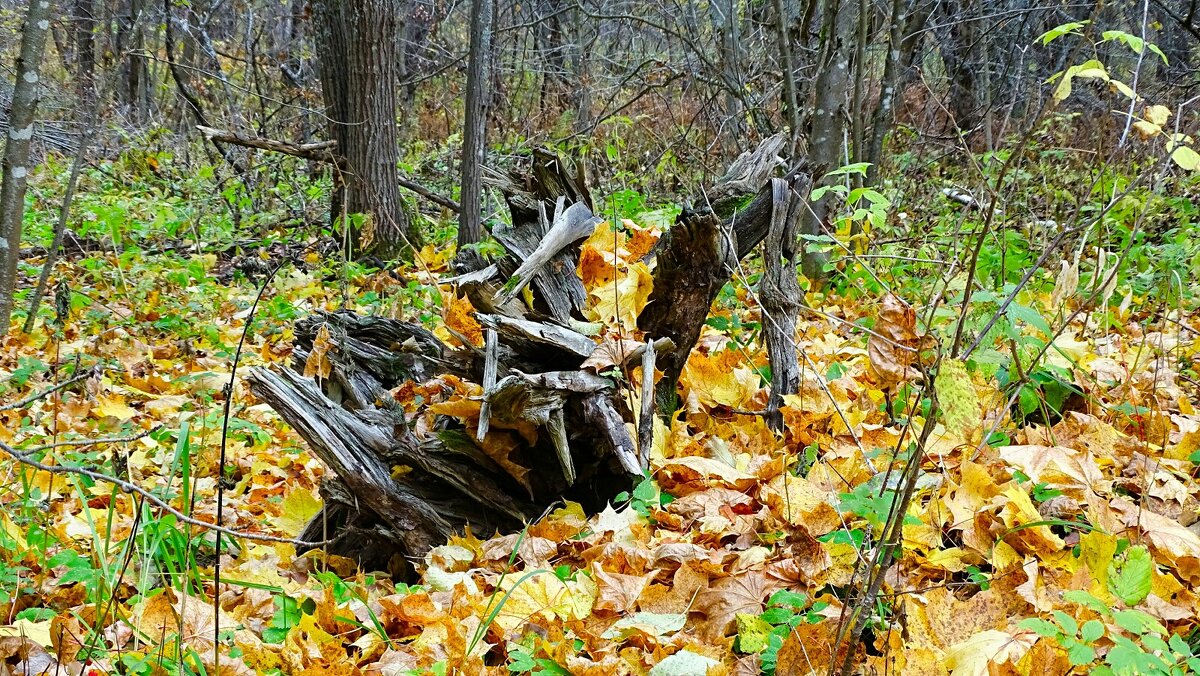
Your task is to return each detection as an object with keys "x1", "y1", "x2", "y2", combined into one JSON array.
[
  {"x1": 196, "y1": 125, "x2": 461, "y2": 213},
  {"x1": 0, "y1": 370, "x2": 95, "y2": 411},
  {"x1": 0, "y1": 439, "x2": 329, "y2": 547},
  {"x1": 637, "y1": 338, "x2": 656, "y2": 468}
]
